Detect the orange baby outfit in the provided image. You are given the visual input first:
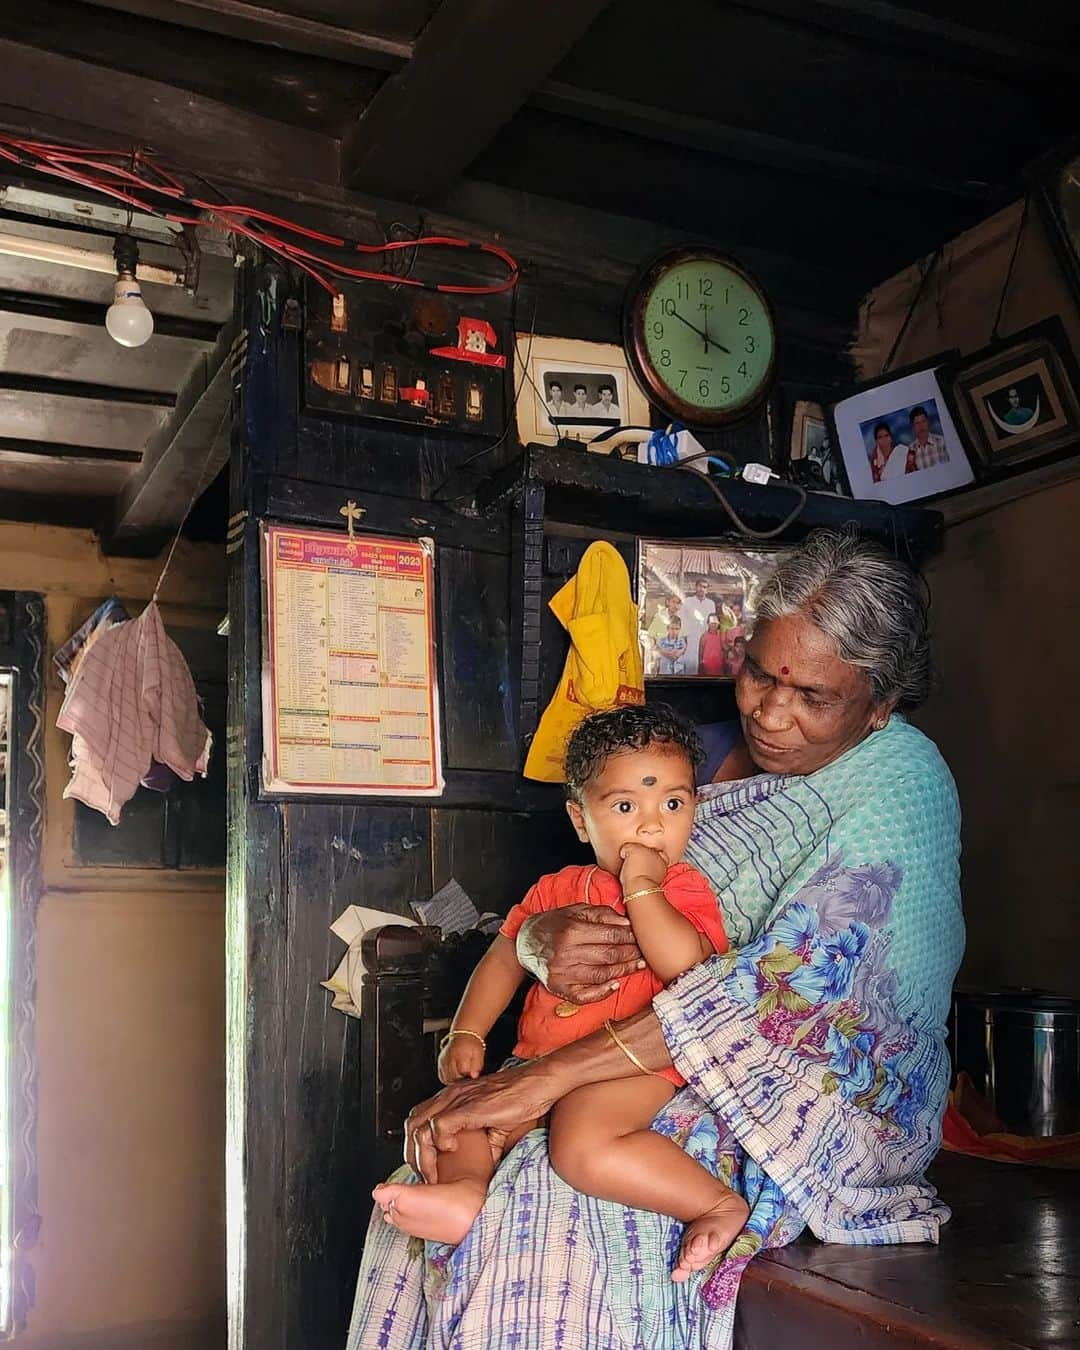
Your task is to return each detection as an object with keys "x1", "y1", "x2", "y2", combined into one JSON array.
[{"x1": 499, "y1": 862, "x2": 728, "y2": 1086}]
